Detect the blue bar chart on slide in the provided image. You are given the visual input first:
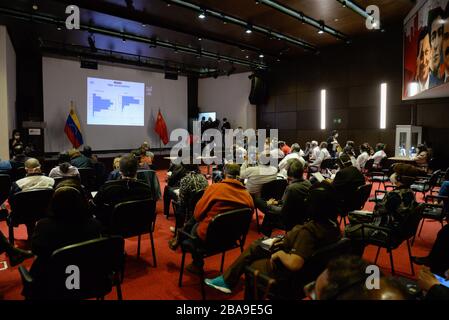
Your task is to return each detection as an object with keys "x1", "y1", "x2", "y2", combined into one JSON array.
[{"x1": 87, "y1": 77, "x2": 145, "y2": 126}]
